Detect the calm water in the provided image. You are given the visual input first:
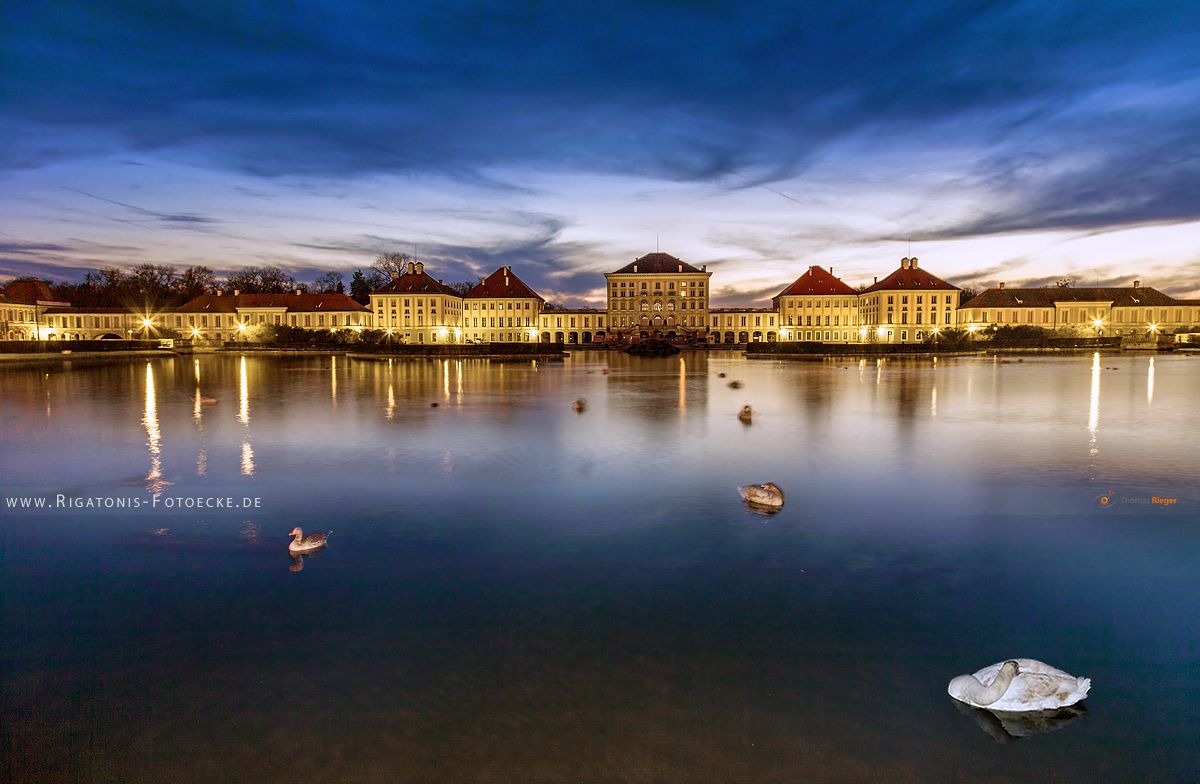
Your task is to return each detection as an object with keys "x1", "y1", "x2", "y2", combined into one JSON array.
[{"x1": 1, "y1": 351, "x2": 1197, "y2": 783}]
